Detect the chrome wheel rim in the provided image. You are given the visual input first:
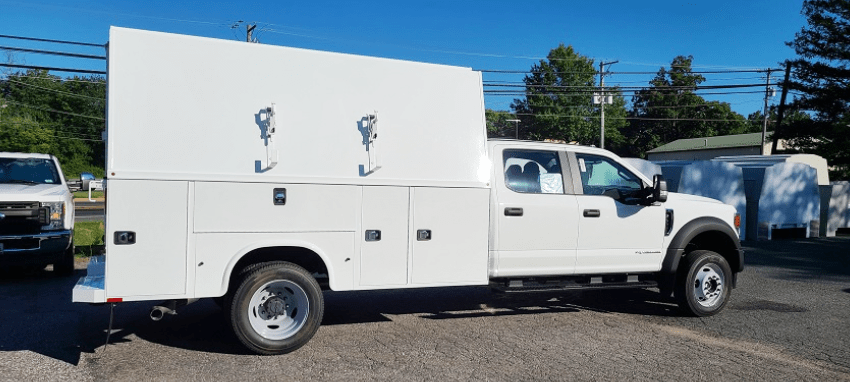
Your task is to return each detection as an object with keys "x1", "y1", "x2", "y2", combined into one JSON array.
[
  {"x1": 693, "y1": 263, "x2": 724, "y2": 307},
  {"x1": 248, "y1": 280, "x2": 309, "y2": 340}
]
